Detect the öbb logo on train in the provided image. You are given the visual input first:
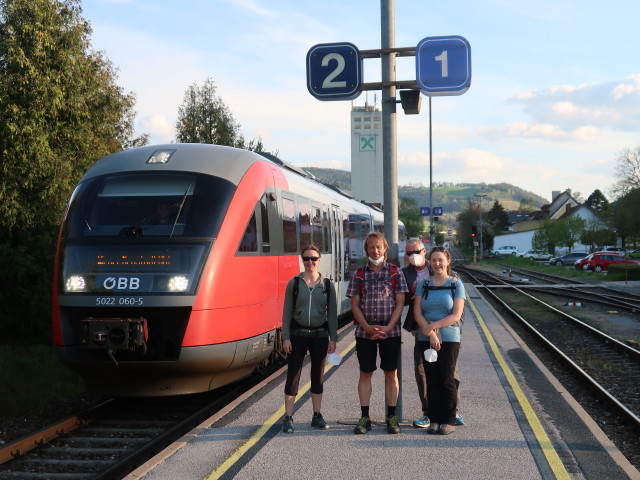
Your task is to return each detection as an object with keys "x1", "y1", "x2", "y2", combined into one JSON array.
[{"x1": 102, "y1": 276, "x2": 141, "y2": 290}]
